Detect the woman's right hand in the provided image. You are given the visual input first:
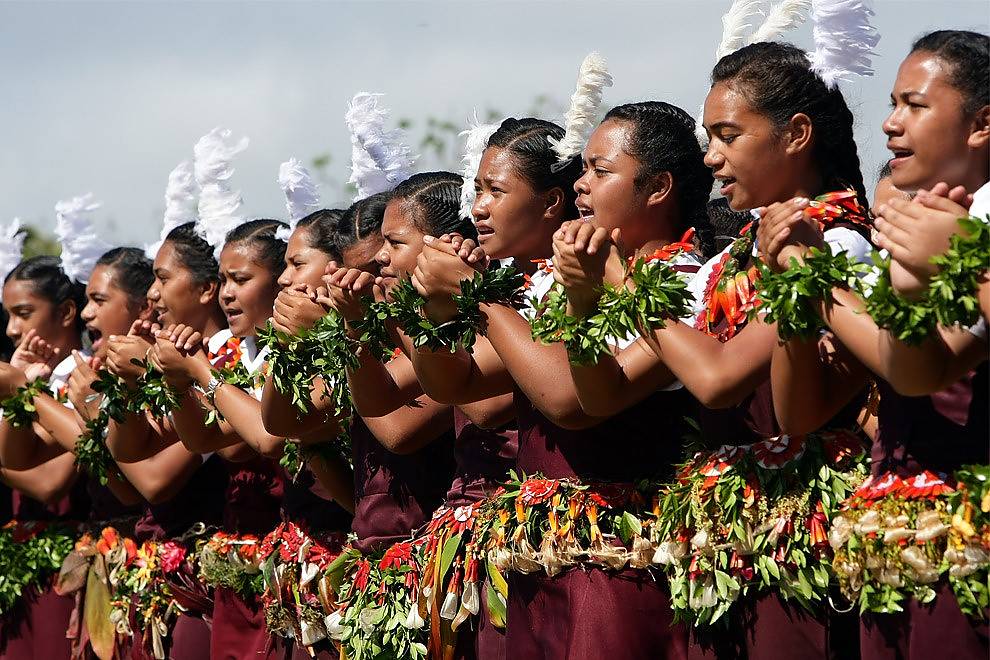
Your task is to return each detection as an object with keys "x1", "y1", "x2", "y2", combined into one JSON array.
[
  {"x1": 151, "y1": 325, "x2": 207, "y2": 390},
  {"x1": 325, "y1": 268, "x2": 376, "y2": 324},
  {"x1": 9, "y1": 329, "x2": 61, "y2": 381},
  {"x1": 66, "y1": 351, "x2": 101, "y2": 421}
]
